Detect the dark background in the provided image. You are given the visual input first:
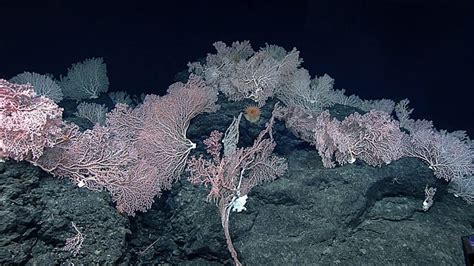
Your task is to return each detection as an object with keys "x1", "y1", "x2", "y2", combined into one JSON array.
[{"x1": 0, "y1": 0, "x2": 473, "y2": 135}]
